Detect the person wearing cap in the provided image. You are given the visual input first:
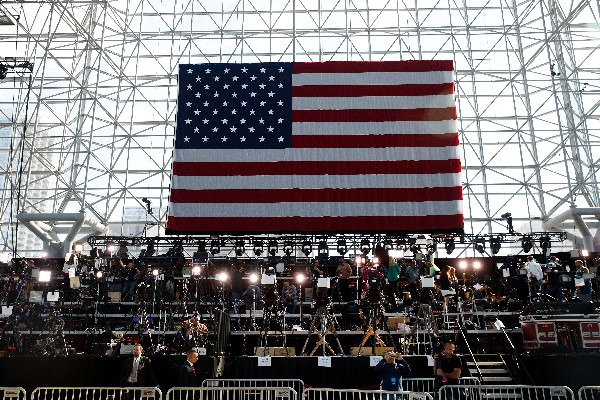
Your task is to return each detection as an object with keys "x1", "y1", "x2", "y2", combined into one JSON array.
[{"x1": 375, "y1": 351, "x2": 411, "y2": 395}]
